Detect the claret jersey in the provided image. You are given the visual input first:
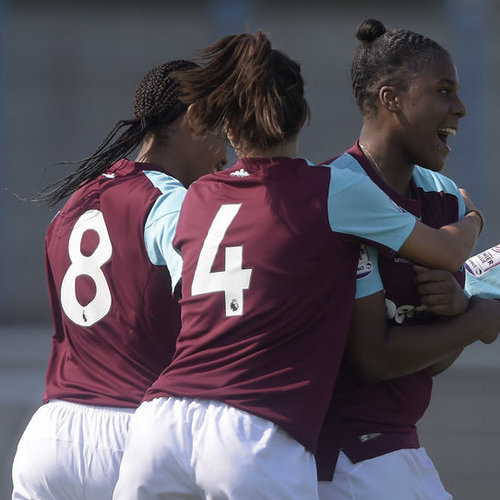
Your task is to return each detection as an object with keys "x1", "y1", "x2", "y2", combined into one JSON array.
[
  {"x1": 44, "y1": 159, "x2": 185, "y2": 408},
  {"x1": 144, "y1": 155, "x2": 418, "y2": 453},
  {"x1": 316, "y1": 142, "x2": 466, "y2": 479}
]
